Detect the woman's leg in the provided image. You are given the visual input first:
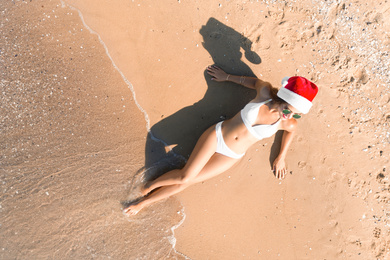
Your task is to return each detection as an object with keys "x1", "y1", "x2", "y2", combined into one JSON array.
[
  {"x1": 124, "y1": 153, "x2": 239, "y2": 215},
  {"x1": 190, "y1": 152, "x2": 239, "y2": 183},
  {"x1": 124, "y1": 184, "x2": 189, "y2": 215},
  {"x1": 142, "y1": 124, "x2": 218, "y2": 195}
]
